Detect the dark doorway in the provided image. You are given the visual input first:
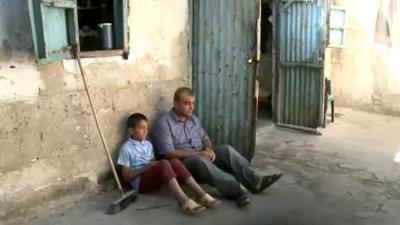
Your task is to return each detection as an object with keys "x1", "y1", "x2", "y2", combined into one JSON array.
[{"x1": 257, "y1": 0, "x2": 274, "y2": 126}]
